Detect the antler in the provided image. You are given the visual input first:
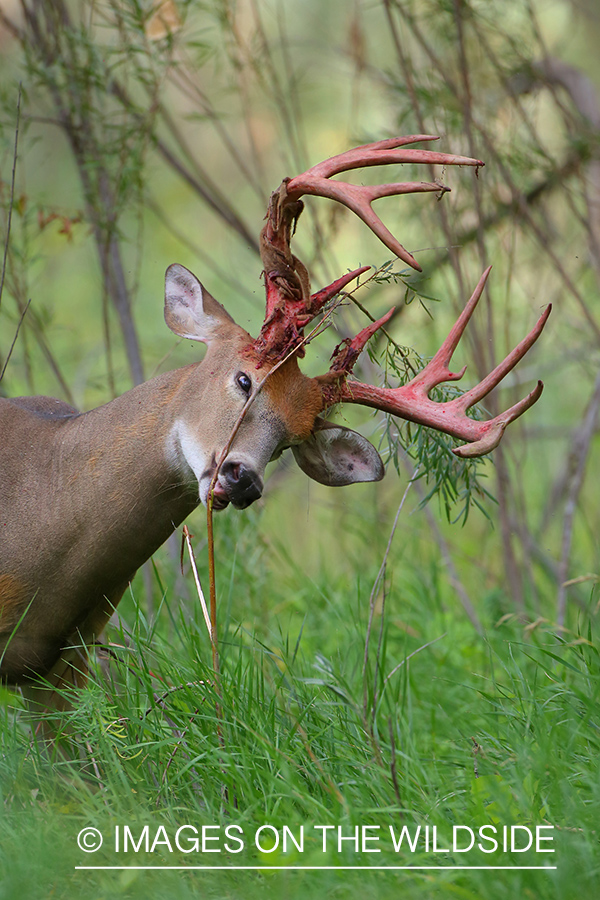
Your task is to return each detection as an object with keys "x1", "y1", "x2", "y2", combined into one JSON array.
[
  {"x1": 253, "y1": 136, "x2": 549, "y2": 458},
  {"x1": 255, "y1": 135, "x2": 483, "y2": 362},
  {"x1": 285, "y1": 136, "x2": 483, "y2": 268},
  {"x1": 320, "y1": 267, "x2": 551, "y2": 458}
]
